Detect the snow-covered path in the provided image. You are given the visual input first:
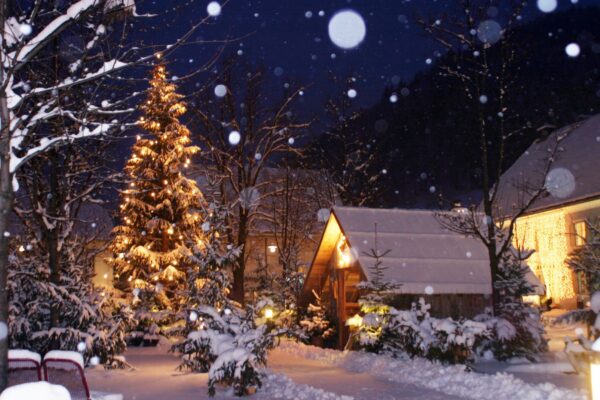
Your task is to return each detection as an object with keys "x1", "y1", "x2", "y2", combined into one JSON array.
[
  {"x1": 267, "y1": 347, "x2": 460, "y2": 400},
  {"x1": 85, "y1": 339, "x2": 588, "y2": 400},
  {"x1": 86, "y1": 343, "x2": 459, "y2": 400}
]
